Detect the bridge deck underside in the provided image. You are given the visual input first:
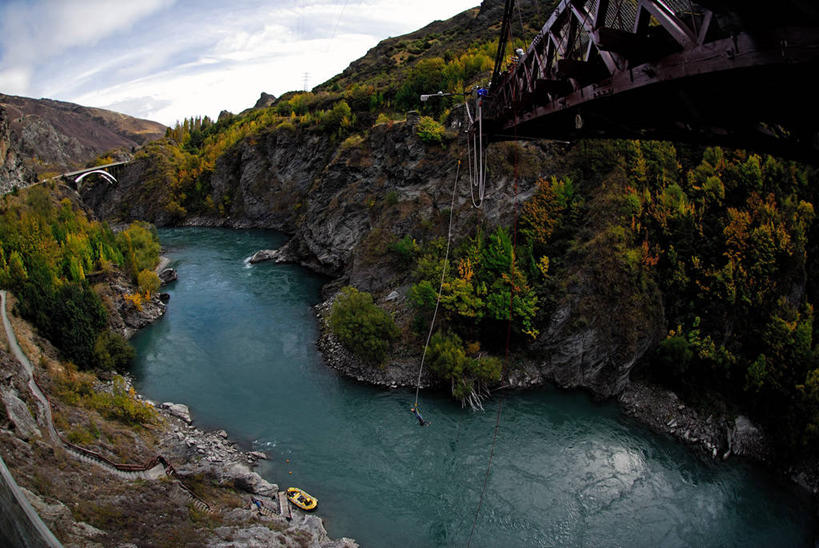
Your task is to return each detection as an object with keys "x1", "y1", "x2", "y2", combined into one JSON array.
[{"x1": 488, "y1": 58, "x2": 819, "y2": 160}]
